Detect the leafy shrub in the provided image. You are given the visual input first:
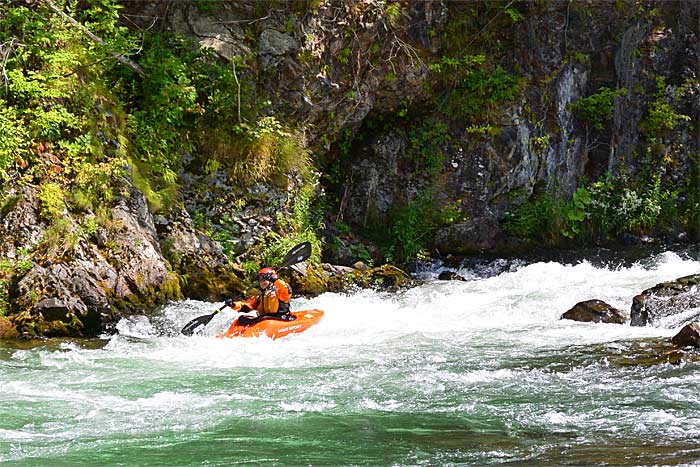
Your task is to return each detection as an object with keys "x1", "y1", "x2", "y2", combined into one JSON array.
[
  {"x1": 224, "y1": 117, "x2": 311, "y2": 184},
  {"x1": 641, "y1": 78, "x2": 690, "y2": 136},
  {"x1": 0, "y1": 102, "x2": 31, "y2": 181},
  {"x1": 407, "y1": 118, "x2": 450, "y2": 176},
  {"x1": 1, "y1": 2, "x2": 131, "y2": 206},
  {"x1": 569, "y1": 87, "x2": 627, "y2": 130},
  {"x1": 383, "y1": 188, "x2": 461, "y2": 264},
  {"x1": 384, "y1": 3, "x2": 403, "y2": 28},
  {"x1": 506, "y1": 167, "x2": 680, "y2": 245}
]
